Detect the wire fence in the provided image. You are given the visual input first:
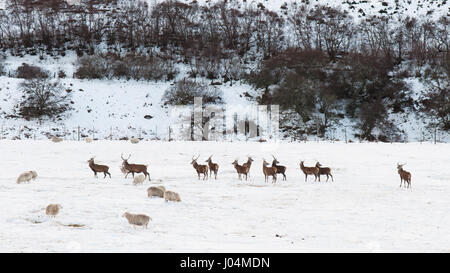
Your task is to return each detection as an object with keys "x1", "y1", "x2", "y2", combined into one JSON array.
[{"x1": 0, "y1": 123, "x2": 447, "y2": 144}]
